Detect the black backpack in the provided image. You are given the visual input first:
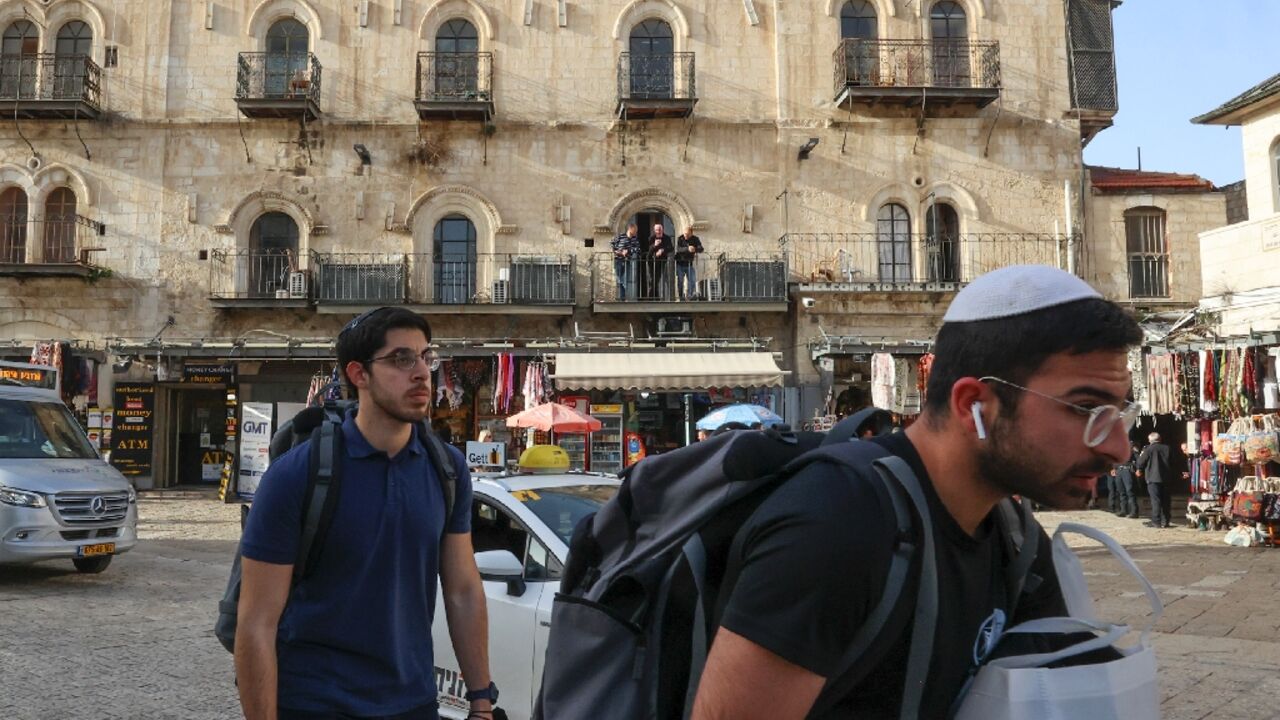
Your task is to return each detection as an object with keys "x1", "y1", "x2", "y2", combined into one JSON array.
[
  {"x1": 533, "y1": 408, "x2": 1039, "y2": 720},
  {"x1": 213, "y1": 400, "x2": 459, "y2": 653}
]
